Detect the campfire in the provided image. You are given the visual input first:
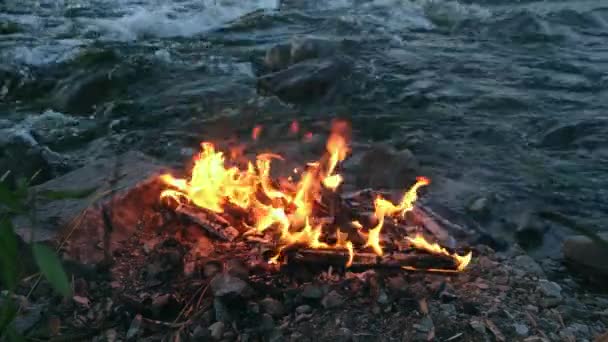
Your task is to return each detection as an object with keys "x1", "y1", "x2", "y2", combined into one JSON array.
[{"x1": 158, "y1": 120, "x2": 472, "y2": 273}]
